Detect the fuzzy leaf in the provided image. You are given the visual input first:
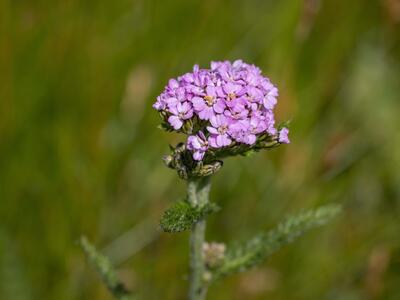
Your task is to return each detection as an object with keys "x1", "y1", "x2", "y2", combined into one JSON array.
[
  {"x1": 211, "y1": 204, "x2": 341, "y2": 281},
  {"x1": 80, "y1": 236, "x2": 135, "y2": 300},
  {"x1": 160, "y1": 200, "x2": 220, "y2": 233}
]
